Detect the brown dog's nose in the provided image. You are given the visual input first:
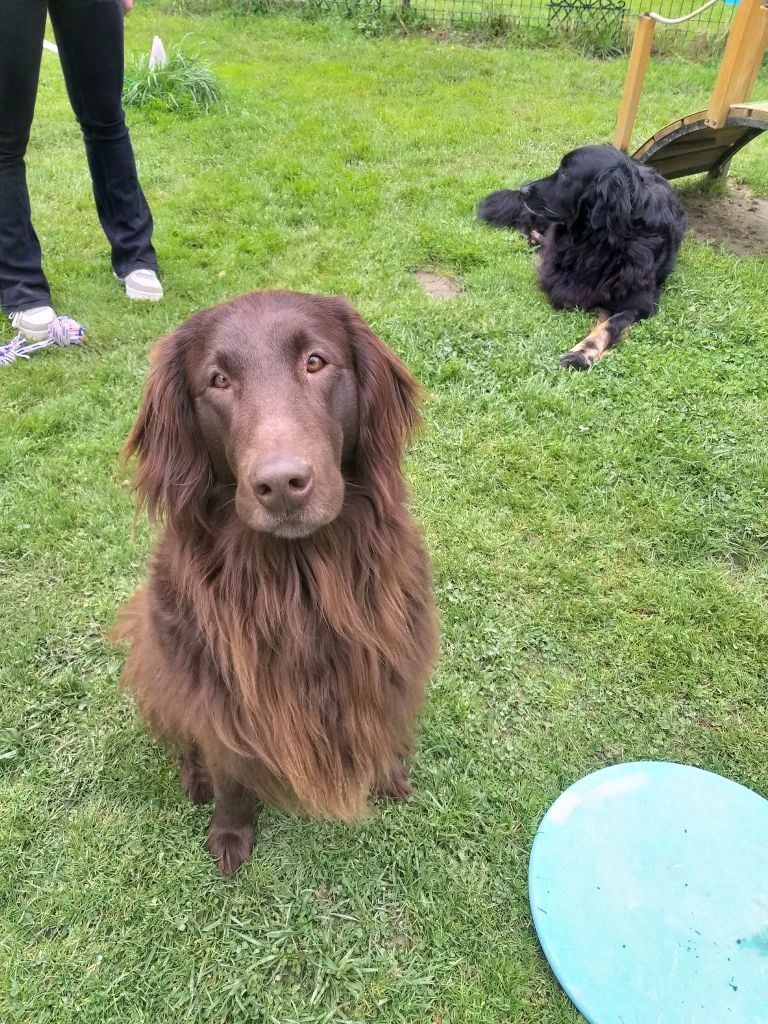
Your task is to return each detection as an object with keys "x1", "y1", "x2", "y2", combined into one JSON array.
[{"x1": 252, "y1": 456, "x2": 314, "y2": 514}]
